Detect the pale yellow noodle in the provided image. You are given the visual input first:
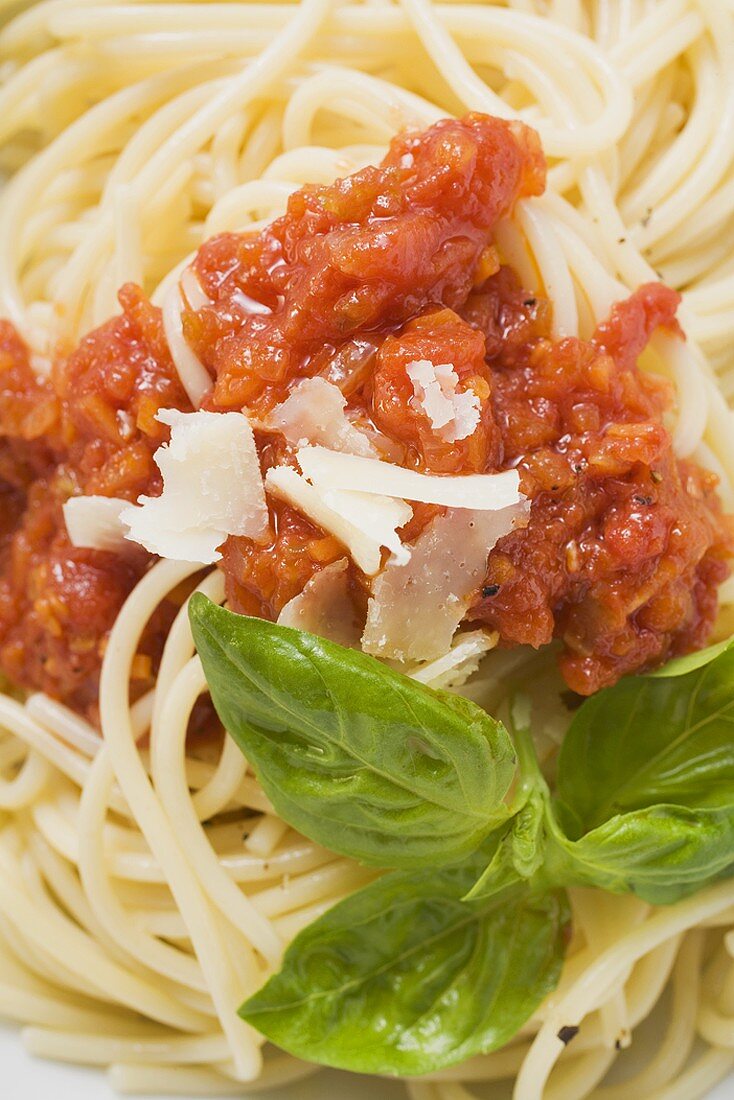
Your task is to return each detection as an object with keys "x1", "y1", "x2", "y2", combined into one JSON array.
[{"x1": 0, "y1": 2, "x2": 733, "y2": 1098}]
